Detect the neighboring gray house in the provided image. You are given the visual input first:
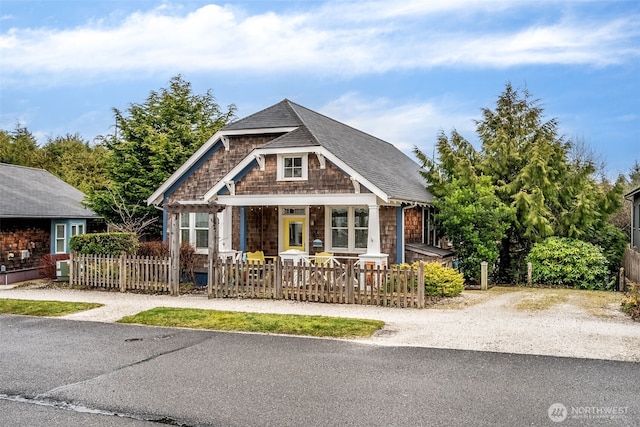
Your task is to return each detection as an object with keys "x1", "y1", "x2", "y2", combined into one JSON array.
[
  {"x1": 625, "y1": 185, "x2": 640, "y2": 250},
  {"x1": 0, "y1": 163, "x2": 101, "y2": 283},
  {"x1": 148, "y1": 99, "x2": 453, "y2": 270}
]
